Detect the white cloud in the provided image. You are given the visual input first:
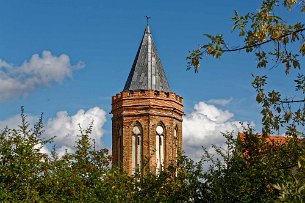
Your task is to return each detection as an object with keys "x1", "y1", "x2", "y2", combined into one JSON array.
[
  {"x1": 0, "y1": 50, "x2": 84, "y2": 101},
  {"x1": 34, "y1": 143, "x2": 51, "y2": 155},
  {"x1": 183, "y1": 101, "x2": 252, "y2": 161},
  {"x1": 45, "y1": 107, "x2": 106, "y2": 150},
  {"x1": 207, "y1": 98, "x2": 233, "y2": 106},
  {"x1": 56, "y1": 146, "x2": 74, "y2": 157},
  {"x1": 0, "y1": 101, "x2": 252, "y2": 163},
  {"x1": 0, "y1": 114, "x2": 39, "y2": 130},
  {"x1": 0, "y1": 107, "x2": 106, "y2": 155}
]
